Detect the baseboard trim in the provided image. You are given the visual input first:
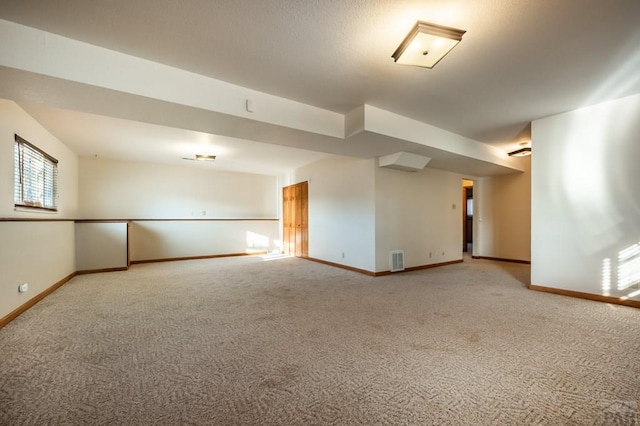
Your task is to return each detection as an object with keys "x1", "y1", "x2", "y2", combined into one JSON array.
[
  {"x1": 472, "y1": 256, "x2": 531, "y2": 264},
  {"x1": 0, "y1": 272, "x2": 76, "y2": 330},
  {"x1": 374, "y1": 259, "x2": 464, "y2": 276},
  {"x1": 529, "y1": 284, "x2": 640, "y2": 309},
  {"x1": 130, "y1": 251, "x2": 268, "y2": 265},
  {"x1": 76, "y1": 267, "x2": 129, "y2": 275},
  {"x1": 305, "y1": 257, "x2": 464, "y2": 277},
  {"x1": 305, "y1": 257, "x2": 376, "y2": 276}
]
